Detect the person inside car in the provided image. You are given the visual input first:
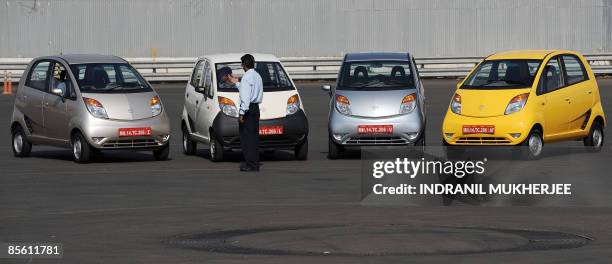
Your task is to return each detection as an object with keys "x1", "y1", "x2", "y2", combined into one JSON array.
[{"x1": 217, "y1": 66, "x2": 236, "y2": 89}]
